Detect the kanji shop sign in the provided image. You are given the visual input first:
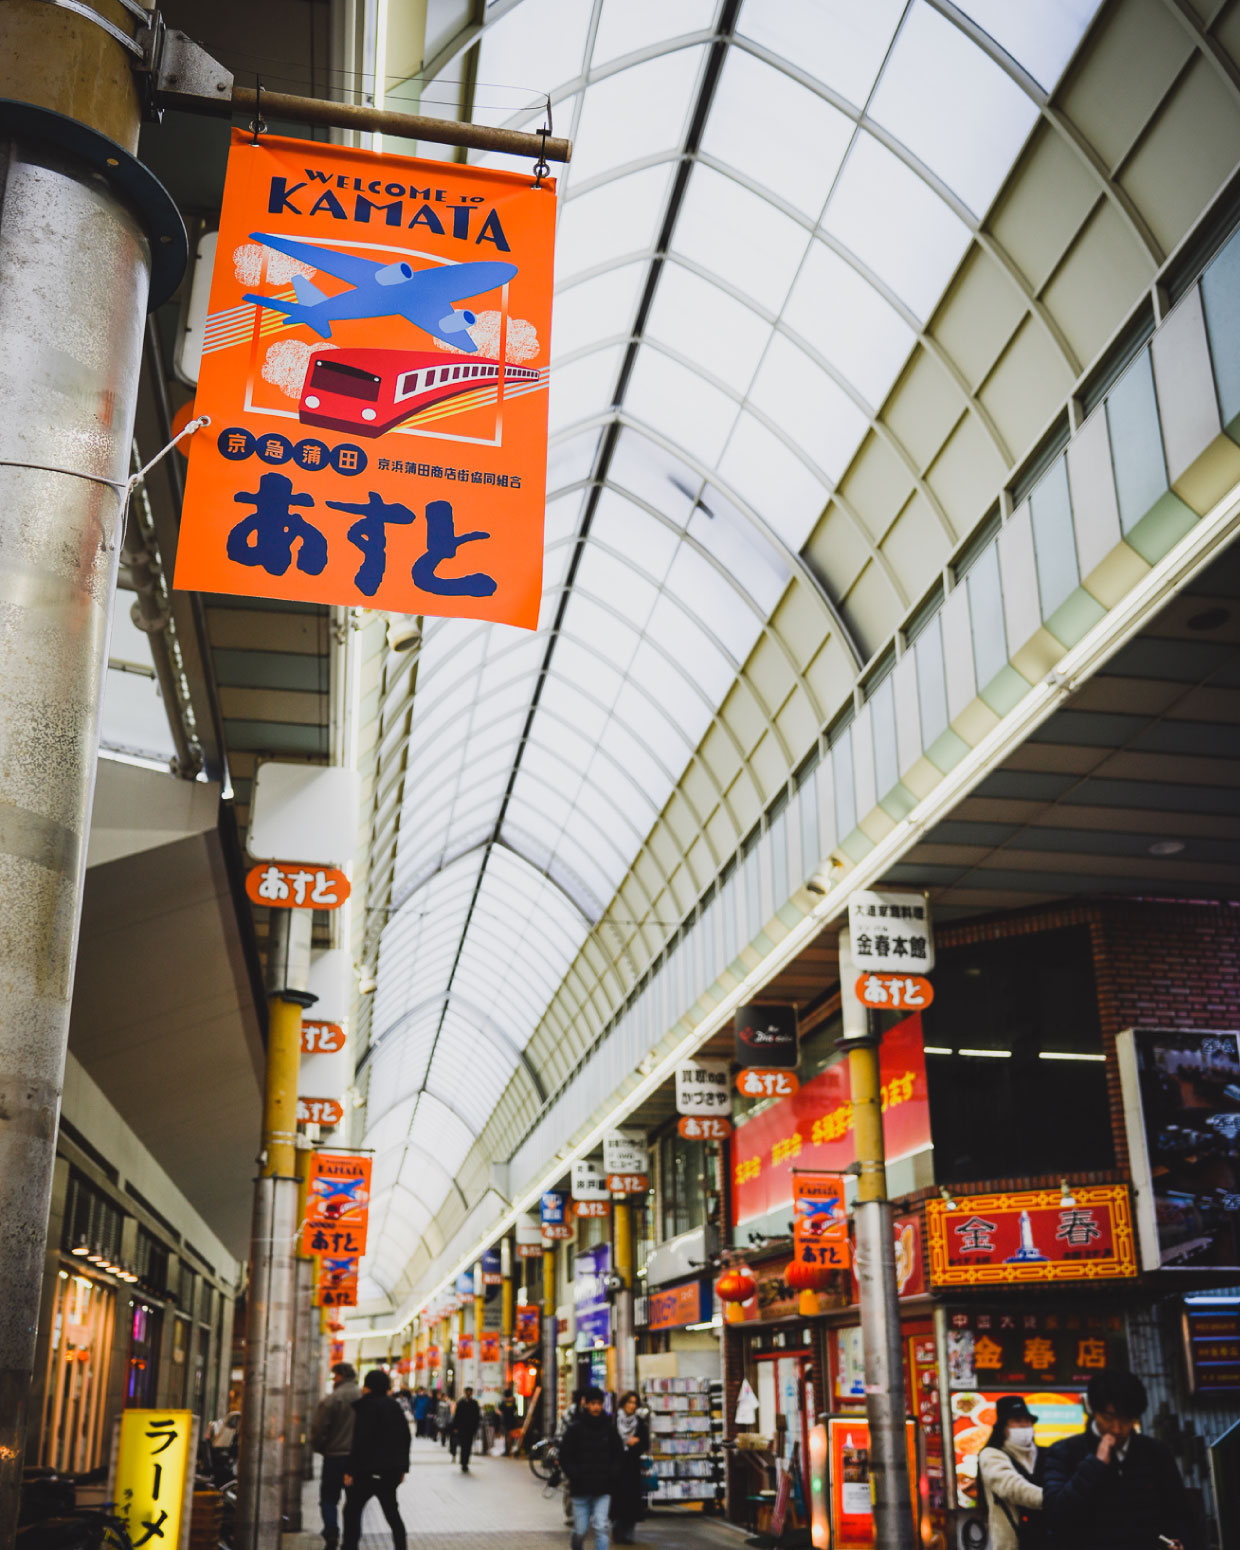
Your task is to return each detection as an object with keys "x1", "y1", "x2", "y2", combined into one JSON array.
[
  {"x1": 734, "y1": 1003, "x2": 799, "y2": 1069},
  {"x1": 737, "y1": 1067, "x2": 800, "y2": 1099},
  {"x1": 1183, "y1": 1297, "x2": 1240, "y2": 1392},
  {"x1": 855, "y1": 973, "x2": 933, "y2": 1011},
  {"x1": 675, "y1": 1056, "x2": 731, "y2": 1115},
  {"x1": 246, "y1": 862, "x2": 350, "y2": 909},
  {"x1": 678, "y1": 1115, "x2": 732, "y2": 1140},
  {"x1": 847, "y1": 890, "x2": 934, "y2": 971},
  {"x1": 945, "y1": 1306, "x2": 1127, "y2": 1389},
  {"x1": 301, "y1": 1020, "x2": 346, "y2": 1053},
  {"x1": 113, "y1": 1410, "x2": 194, "y2": 1550},
  {"x1": 303, "y1": 1153, "x2": 371, "y2": 1256},
  {"x1": 926, "y1": 1186, "x2": 1137, "y2": 1286},
  {"x1": 298, "y1": 1097, "x2": 344, "y2": 1126},
  {"x1": 176, "y1": 131, "x2": 555, "y2": 630},
  {"x1": 732, "y1": 1011, "x2": 929, "y2": 1224},
  {"x1": 571, "y1": 1160, "x2": 609, "y2": 1201},
  {"x1": 794, "y1": 1172, "x2": 850, "y2": 1270},
  {"x1": 602, "y1": 1130, "x2": 647, "y2": 1179}
]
